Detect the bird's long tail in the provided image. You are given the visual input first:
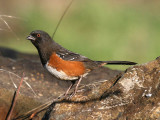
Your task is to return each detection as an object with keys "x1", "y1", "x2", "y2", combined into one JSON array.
[{"x1": 97, "y1": 61, "x2": 137, "y2": 65}]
